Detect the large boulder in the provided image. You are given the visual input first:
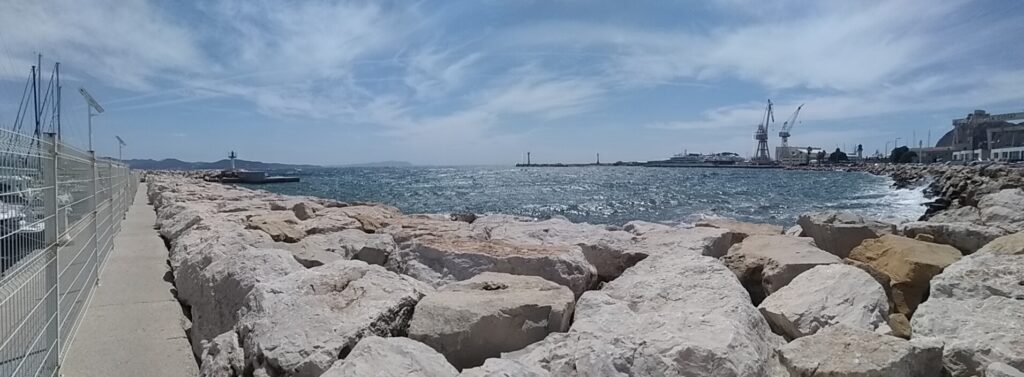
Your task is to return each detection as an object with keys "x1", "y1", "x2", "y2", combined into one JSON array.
[
  {"x1": 175, "y1": 248, "x2": 303, "y2": 356},
  {"x1": 235, "y1": 260, "x2": 432, "y2": 377},
  {"x1": 797, "y1": 211, "x2": 896, "y2": 258},
  {"x1": 631, "y1": 226, "x2": 735, "y2": 258},
  {"x1": 978, "y1": 188, "x2": 1024, "y2": 232},
  {"x1": 721, "y1": 235, "x2": 841, "y2": 304},
  {"x1": 273, "y1": 229, "x2": 398, "y2": 268},
  {"x1": 778, "y1": 326, "x2": 943, "y2": 377},
  {"x1": 988, "y1": 363, "x2": 1024, "y2": 377},
  {"x1": 408, "y1": 272, "x2": 574, "y2": 369},
  {"x1": 247, "y1": 213, "x2": 305, "y2": 243},
  {"x1": 471, "y1": 216, "x2": 638, "y2": 281},
  {"x1": 387, "y1": 236, "x2": 598, "y2": 297},
  {"x1": 198, "y1": 331, "x2": 245, "y2": 377},
  {"x1": 899, "y1": 221, "x2": 1008, "y2": 254},
  {"x1": 168, "y1": 221, "x2": 272, "y2": 269},
  {"x1": 458, "y1": 359, "x2": 550, "y2": 377},
  {"x1": 847, "y1": 235, "x2": 961, "y2": 316},
  {"x1": 695, "y1": 217, "x2": 783, "y2": 242},
  {"x1": 505, "y1": 253, "x2": 783, "y2": 376},
  {"x1": 320, "y1": 337, "x2": 458, "y2": 377},
  {"x1": 758, "y1": 264, "x2": 891, "y2": 340},
  {"x1": 926, "y1": 206, "x2": 983, "y2": 224},
  {"x1": 911, "y1": 232, "x2": 1024, "y2": 377}
]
